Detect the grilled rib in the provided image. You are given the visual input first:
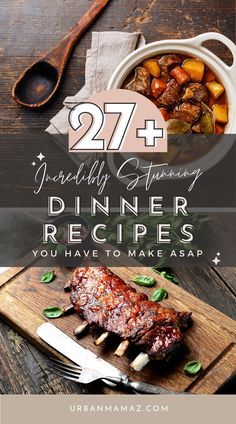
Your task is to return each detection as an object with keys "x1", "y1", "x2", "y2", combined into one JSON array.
[{"x1": 70, "y1": 266, "x2": 191, "y2": 360}]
